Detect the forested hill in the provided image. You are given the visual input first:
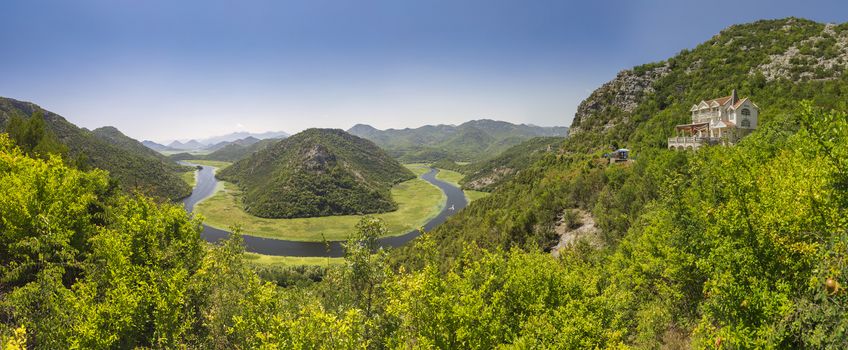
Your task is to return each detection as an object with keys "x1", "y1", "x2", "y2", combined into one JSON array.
[
  {"x1": 347, "y1": 119, "x2": 568, "y2": 162},
  {"x1": 389, "y1": 18, "x2": 848, "y2": 347},
  {"x1": 217, "y1": 128, "x2": 415, "y2": 218},
  {"x1": 0, "y1": 97, "x2": 192, "y2": 200},
  {"x1": 439, "y1": 136, "x2": 566, "y2": 192}
]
